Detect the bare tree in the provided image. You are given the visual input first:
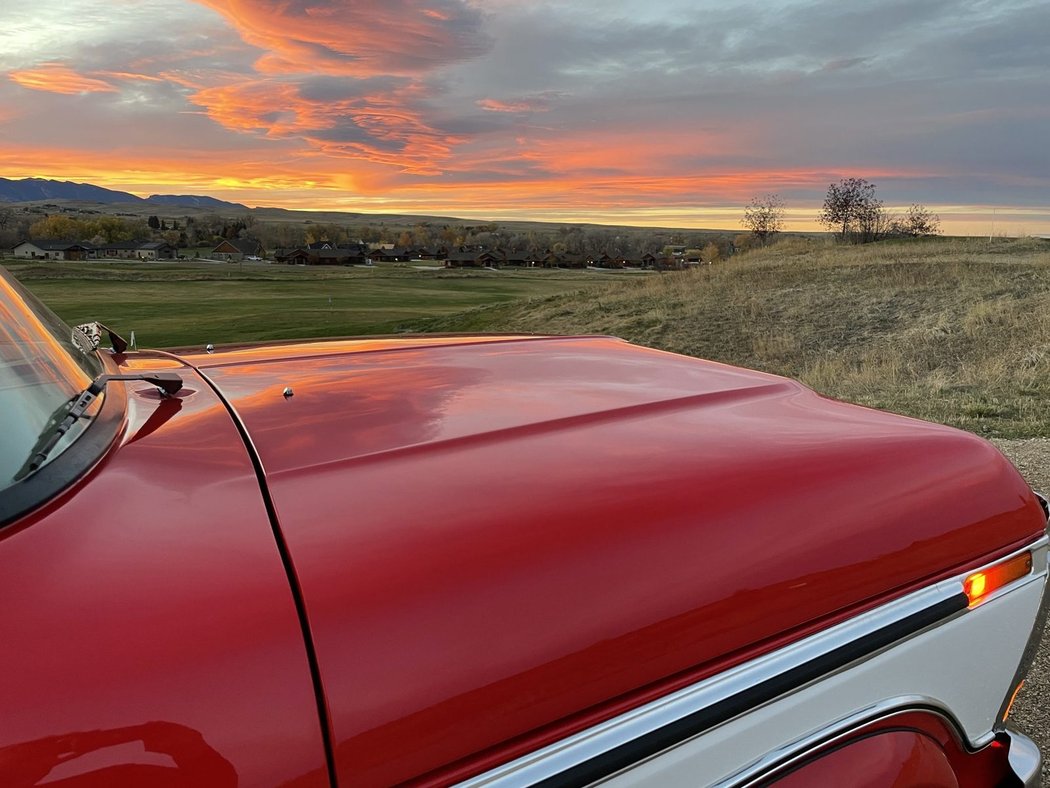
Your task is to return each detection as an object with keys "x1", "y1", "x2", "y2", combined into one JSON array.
[
  {"x1": 902, "y1": 204, "x2": 940, "y2": 236},
  {"x1": 742, "y1": 193, "x2": 785, "y2": 242},
  {"x1": 819, "y1": 178, "x2": 885, "y2": 243}
]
